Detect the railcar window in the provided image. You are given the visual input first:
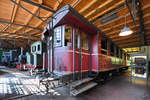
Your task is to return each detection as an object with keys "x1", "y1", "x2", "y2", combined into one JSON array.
[
  {"x1": 38, "y1": 44, "x2": 40, "y2": 51},
  {"x1": 54, "y1": 26, "x2": 61, "y2": 47},
  {"x1": 81, "y1": 32, "x2": 88, "y2": 50},
  {"x1": 101, "y1": 38, "x2": 107, "y2": 55},
  {"x1": 101, "y1": 39, "x2": 107, "y2": 49},
  {"x1": 32, "y1": 46, "x2": 36, "y2": 52},
  {"x1": 75, "y1": 29, "x2": 80, "y2": 48},
  {"x1": 64, "y1": 26, "x2": 72, "y2": 47}
]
